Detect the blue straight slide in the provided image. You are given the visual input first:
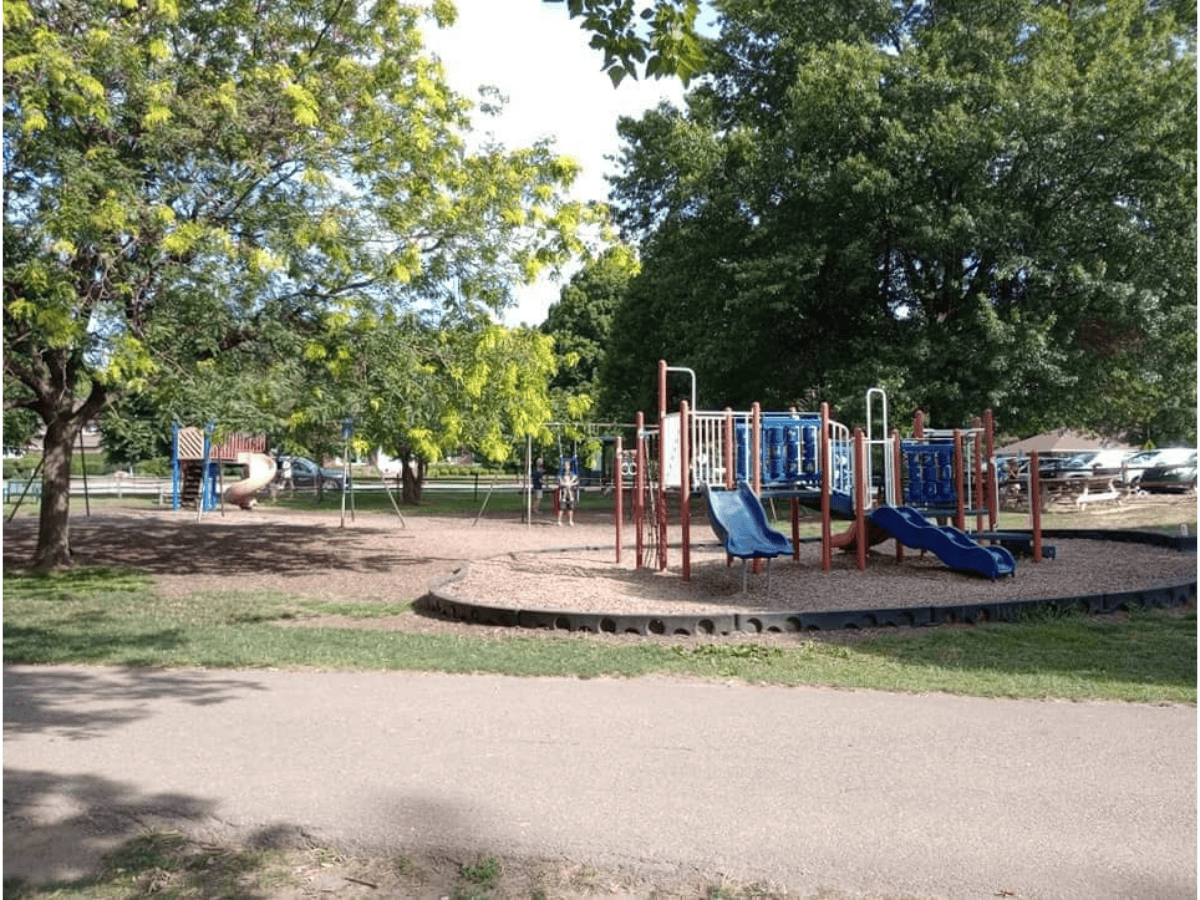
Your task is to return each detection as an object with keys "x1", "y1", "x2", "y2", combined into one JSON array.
[
  {"x1": 703, "y1": 483, "x2": 794, "y2": 560},
  {"x1": 870, "y1": 505, "x2": 1016, "y2": 579}
]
